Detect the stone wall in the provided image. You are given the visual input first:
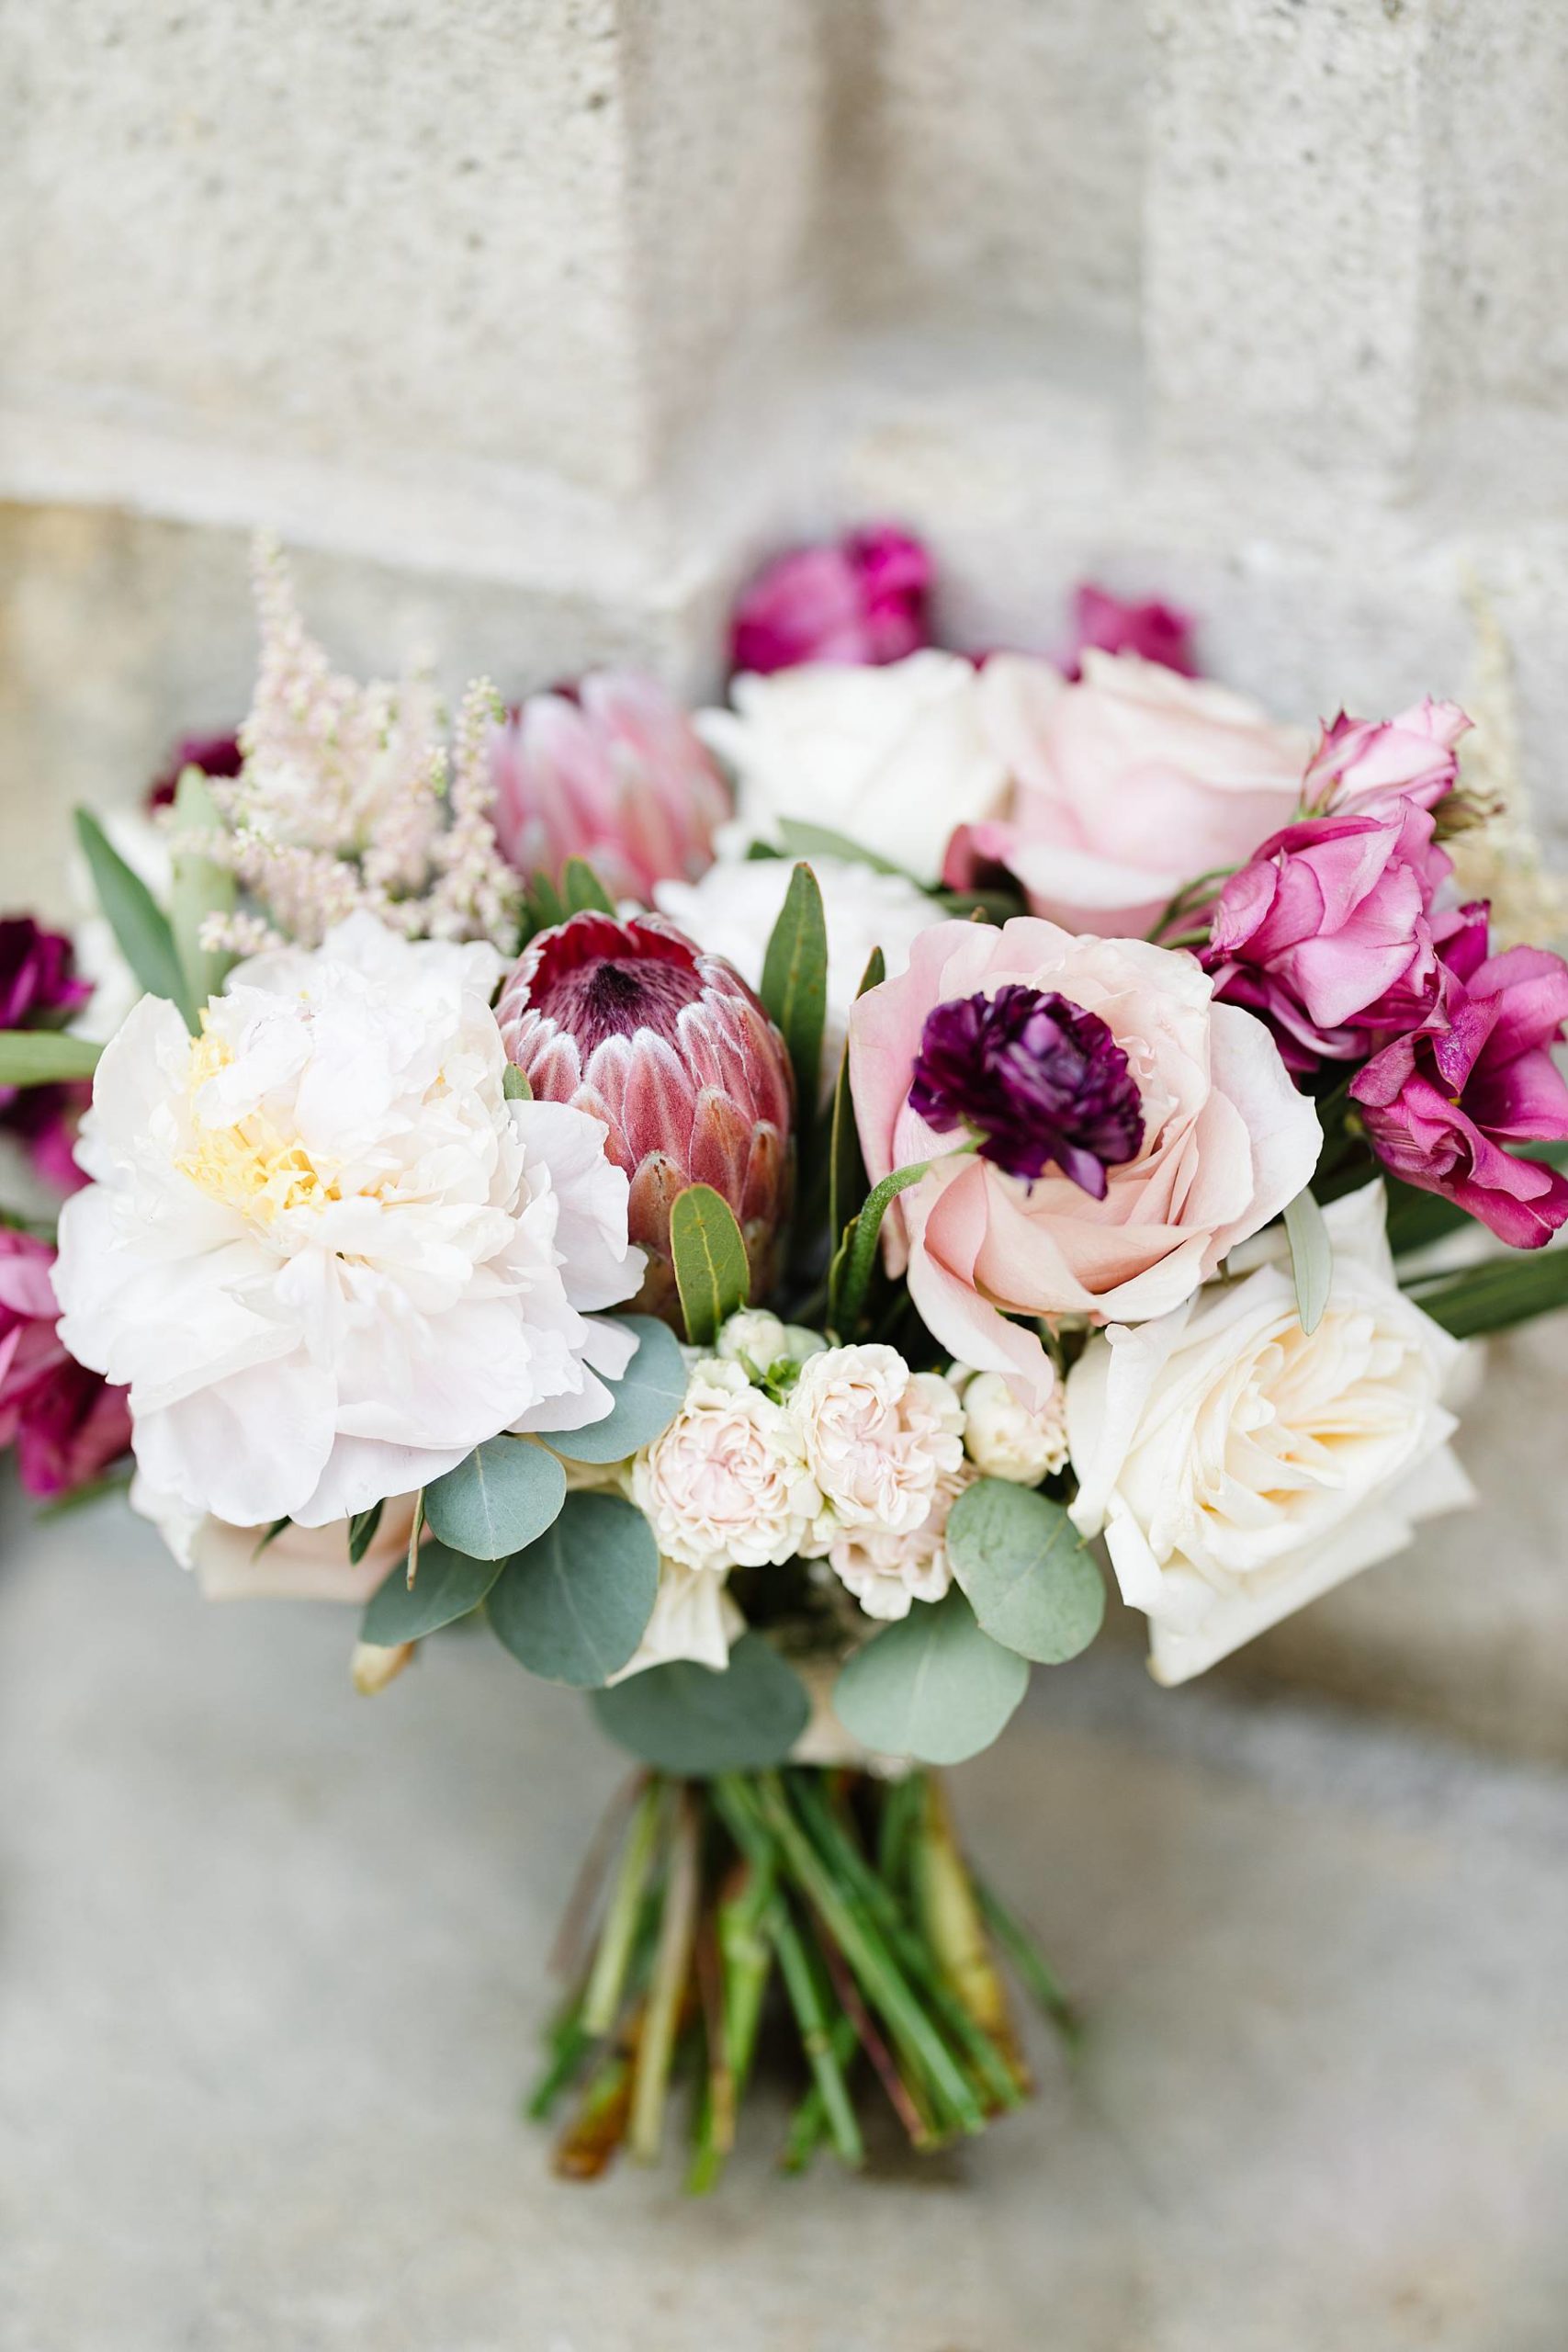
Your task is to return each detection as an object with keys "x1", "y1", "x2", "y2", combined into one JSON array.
[{"x1": 4, "y1": 0, "x2": 1566, "y2": 1751}]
